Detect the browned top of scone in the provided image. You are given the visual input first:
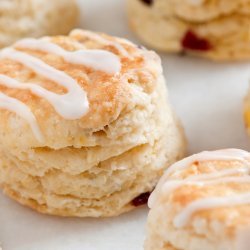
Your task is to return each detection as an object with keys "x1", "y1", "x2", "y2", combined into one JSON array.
[
  {"x1": 150, "y1": 149, "x2": 250, "y2": 236},
  {"x1": 0, "y1": 29, "x2": 162, "y2": 148}
]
